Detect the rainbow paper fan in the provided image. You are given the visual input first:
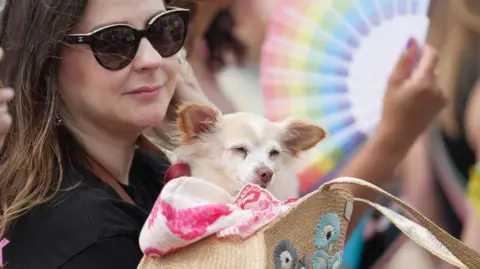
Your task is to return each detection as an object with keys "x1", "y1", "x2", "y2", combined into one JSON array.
[{"x1": 260, "y1": 0, "x2": 431, "y2": 195}]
